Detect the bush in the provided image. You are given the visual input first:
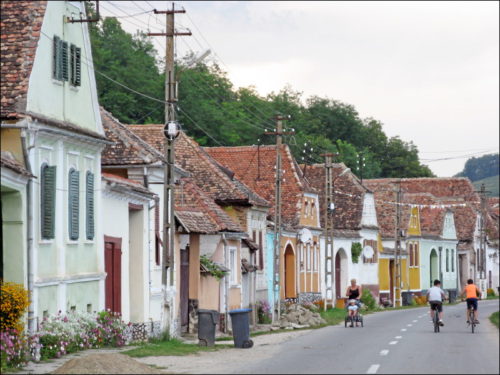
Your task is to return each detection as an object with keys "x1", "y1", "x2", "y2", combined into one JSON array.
[
  {"x1": 360, "y1": 289, "x2": 377, "y2": 311},
  {"x1": 256, "y1": 300, "x2": 272, "y2": 324},
  {"x1": 351, "y1": 243, "x2": 362, "y2": 263},
  {"x1": 0, "y1": 281, "x2": 30, "y2": 332},
  {"x1": 0, "y1": 328, "x2": 40, "y2": 371},
  {"x1": 487, "y1": 288, "x2": 496, "y2": 297}
]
